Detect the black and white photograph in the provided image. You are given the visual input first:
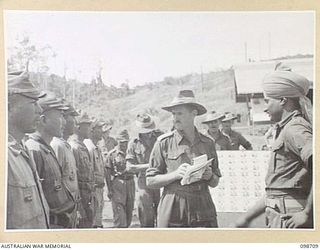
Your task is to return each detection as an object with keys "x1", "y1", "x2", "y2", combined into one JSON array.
[{"x1": 4, "y1": 9, "x2": 315, "y2": 232}]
